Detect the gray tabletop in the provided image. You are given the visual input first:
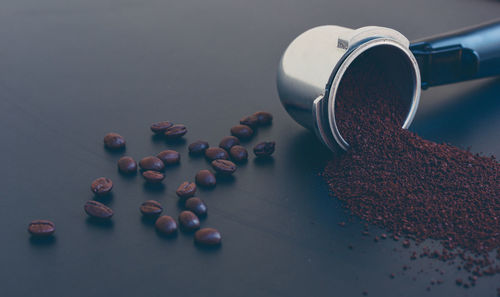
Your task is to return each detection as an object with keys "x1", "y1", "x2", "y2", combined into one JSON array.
[{"x1": 1, "y1": 0, "x2": 499, "y2": 296}]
